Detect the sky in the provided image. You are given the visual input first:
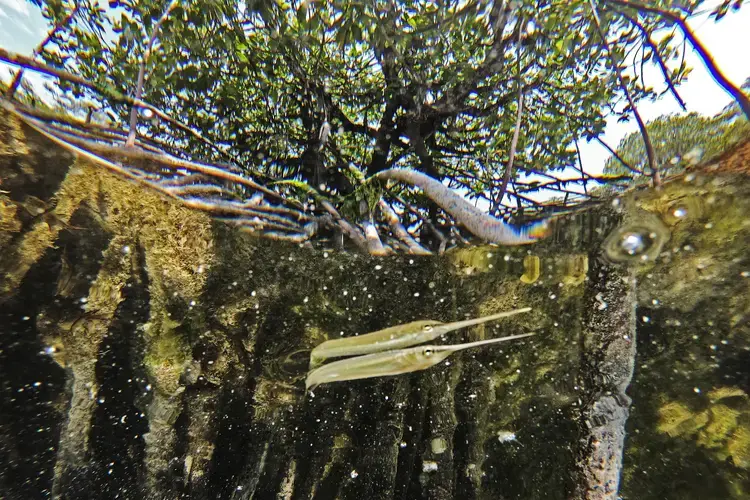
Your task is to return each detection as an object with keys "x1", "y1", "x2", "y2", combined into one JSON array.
[
  {"x1": 1, "y1": 1, "x2": 748, "y2": 181},
  {"x1": 578, "y1": 3, "x2": 750, "y2": 176}
]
